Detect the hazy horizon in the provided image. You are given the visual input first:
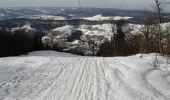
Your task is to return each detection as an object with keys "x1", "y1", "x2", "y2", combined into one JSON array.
[
  {"x1": 0, "y1": 0, "x2": 170, "y2": 12},
  {"x1": 0, "y1": 0, "x2": 169, "y2": 10}
]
